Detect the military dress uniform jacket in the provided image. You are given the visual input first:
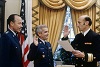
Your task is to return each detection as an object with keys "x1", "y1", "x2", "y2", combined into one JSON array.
[
  {"x1": 27, "y1": 38, "x2": 54, "y2": 67},
  {"x1": 0, "y1": 29, "x2": 23, "y2": 67},
  {"x1": 62, "y1": 29, "x2": 100, "y2": 67}
]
